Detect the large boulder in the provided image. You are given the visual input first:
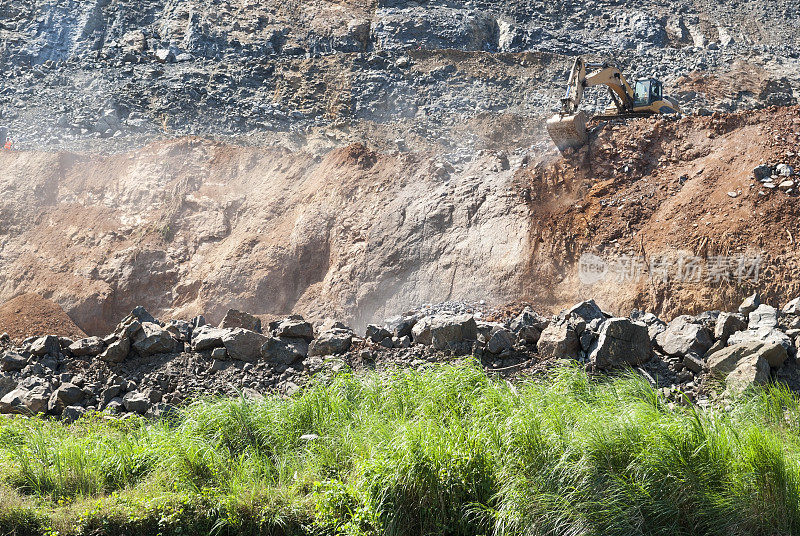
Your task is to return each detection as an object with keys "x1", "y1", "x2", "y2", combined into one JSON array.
[
  {"x1": 221, "y1": 329, "x2": 268, "y2": 363},
  {"x1": 0, "y1": 375, "x2": 16, "y2": 399},
  {"x1": 1, "y1": 352, "x2": 27, "y2": 372},
  {"x1": 99, "y1": 336, "x2": 131, "y2": 363},
  {"x1": 0, "y1": 386, "x2": 50, "y2": 414},
  {"x1": 748, "y1": 304, "x2": 779, "y2": 330},
  {"x1": 308, "y1": 330, "x2": 353, "y2": 356},
  {"x1": 365, "y1": 324, "x2": 392, "y2": 344},
  {"x1": 509, "y1": 308, "x2": 549, "y2": 344},
  {"x1": 132, "y1": 323, "x2": 177, "y2": 356},
  {"x1": 630, "y1": 310, "x2": 667, "y2": 342},
  {"x1": 165, "y1": 320, "x2": 192, "y2": 342},
  {"x1": 655, "y1": 316, "x2": 713, "y2": 356},
  {"x1": 261, "y1": 337, "x2": 309, "y2": 365},
  {"x1": 430, "y1": 314, "x2": 478, "y2": 350},
  {"x1": 191, "y1": 325, "x2": 228, "y2": 351},
  {"x1": 68, "y1": 337, "x2": 106, "y2": 357},
  {"x1": 727, "y1": 326, "x2": 793, "y2": 354},
  {"x1": 30, "y1": 335, "x2": 60, "y2": 357},
  {"x1": 725, "y1": 356, "x2": 770, "y2": 395},
  {"x1": 48, "y1": 383, "x2": 85, "y2": 414},
  {"x1": 122, "y1": 391, "x2": 151, "y2": 414},
  {"x1": 219, "y1": 309, "x2": 262, "y2": 333},
  {"x1": 739, "y1": 293, "x2": 761, "y2": 315},
  {"x1": 565, "y1": 300, "x2": 606, "y2": 323},
  {"x1": 739, "y1": 292, "x2": 761, "y2": 316},
  {"x1": 714, "y1": 312, "x2": 747, "y2": 343},
  {"x1": 271, "y1": 315, "x2": 314, "y2": 340},
  {"x1": 537, "y1": 321, "x2": 579, "y2": 359},
  {"x1": 411, "y1": 317, "x2": 434, "y2": 345},
  {"x1": 487, "y1": 328, "x2": 515, "y2": 354},
  {"x1": 706, "y1": 341, "x2": 788, "y2": 377},
  {"x1": 589, "y1": 318, "x2": 650, "y2": 369}
]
